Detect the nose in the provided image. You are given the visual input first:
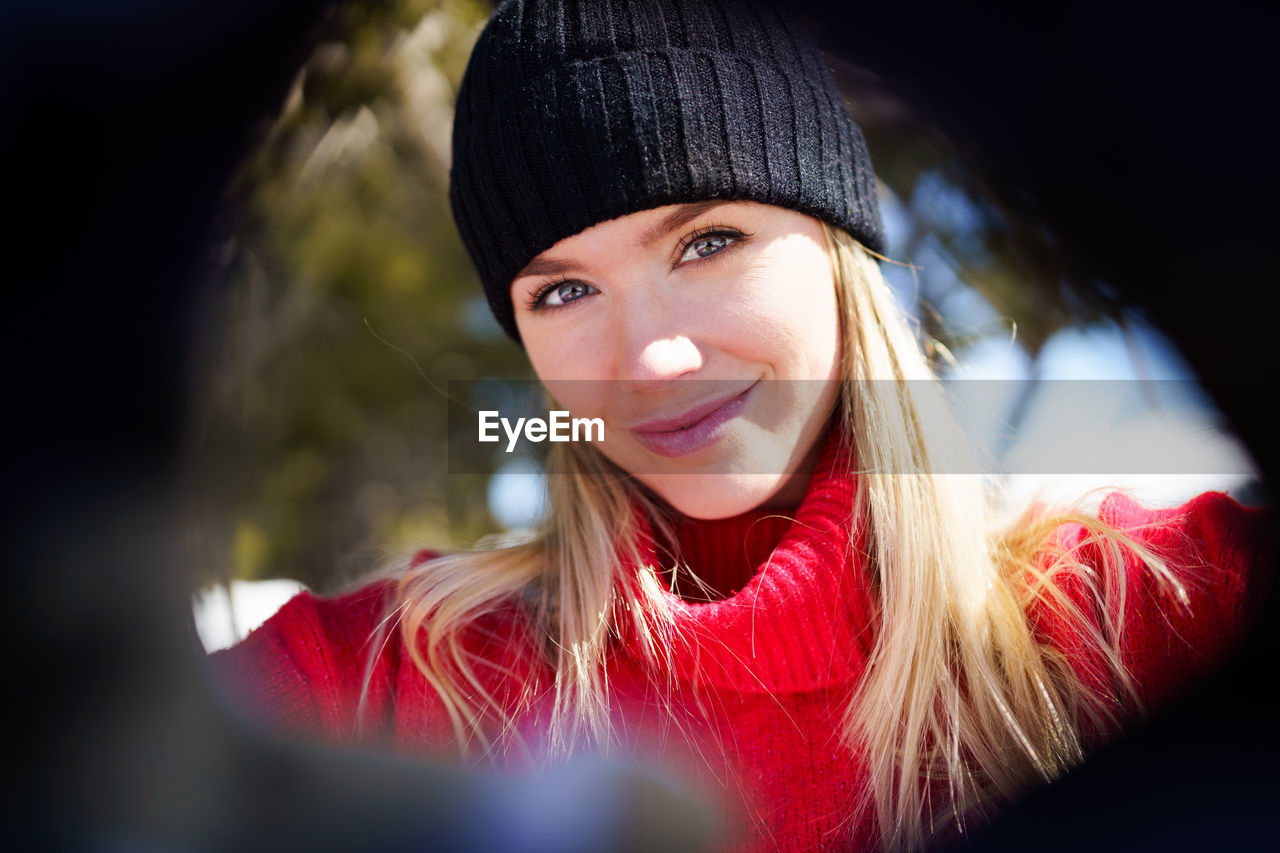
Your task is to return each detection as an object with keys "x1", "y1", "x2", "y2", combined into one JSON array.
[{"x1": 614, "y1": 292, "x2": 704, "y2": 390}]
